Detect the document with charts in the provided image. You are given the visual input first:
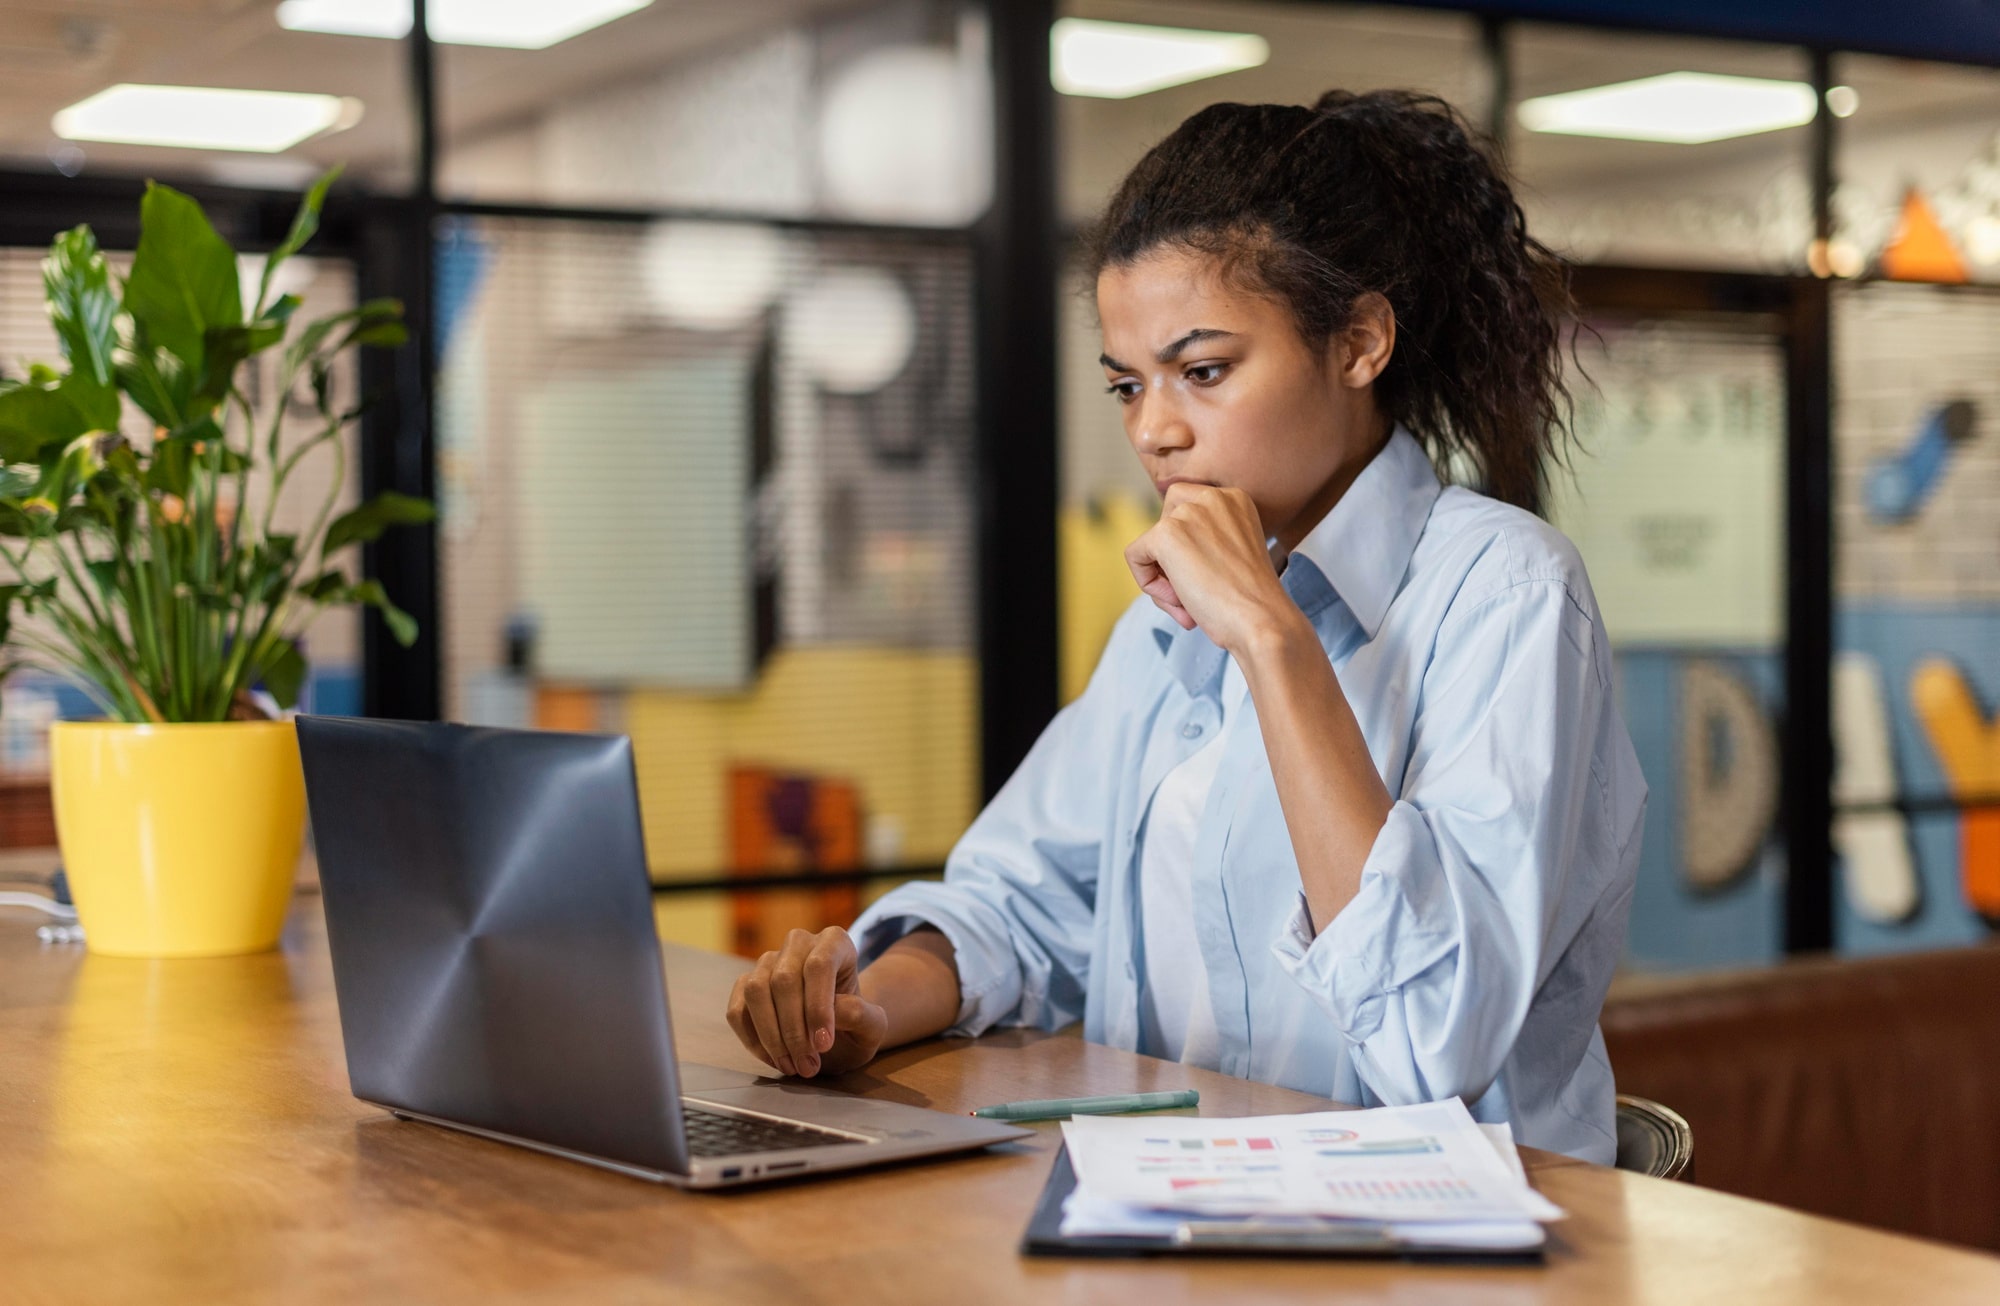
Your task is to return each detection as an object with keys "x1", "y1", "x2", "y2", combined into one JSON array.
[{"x1": 1059, "y1": 1098, "x2": 1564, "y2": 1224}]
